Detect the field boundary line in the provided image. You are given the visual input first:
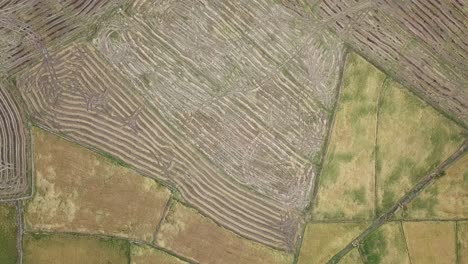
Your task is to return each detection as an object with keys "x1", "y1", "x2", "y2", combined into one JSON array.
[
  {"x1": 393, "y1": 218, "x2": 468, "y2": 222},
  {"x1": 455, "y1": 221, "x2": 460, "y2": 264},
  {"x1": 374, "y1": 77, "x2": 390, "y2": 218},
  {"x1": 399, "y1": 221, "x2": 413, "y2": 264},
  {"x1": 16, "y1": 201, "x2": 24, "y2": 264},
  {"x1": 308, "y1": 219, "x2": 369, "y2": 224}
]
